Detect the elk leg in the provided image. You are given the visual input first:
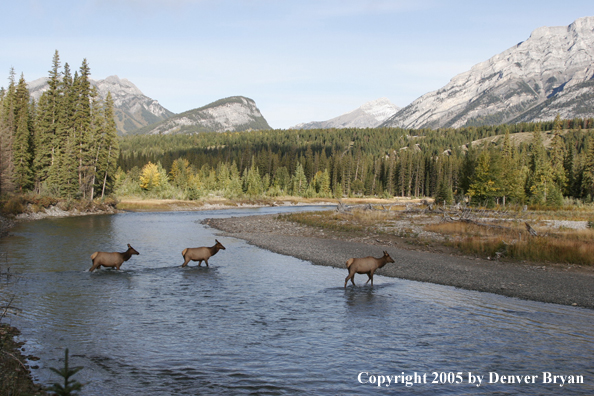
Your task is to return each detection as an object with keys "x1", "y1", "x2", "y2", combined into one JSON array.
[
  {"x1": 182, "y1": 257, "x2": 190, "y2": 267},
  {"x1": 365, "y1": 271, "x2": 374, "y2": 286},
  {"x1": 345, "y1": 271, "x2": 356, "y2": 287},
  {"x1": 89, "y1": 262, "x2": 98, "y2": 272},
  {"x1": 204, "y1": 259, "x2": 209, "y2": 267},
  {"x1": 197, "y1": 260, "x2": 202, "y2": 267}
]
